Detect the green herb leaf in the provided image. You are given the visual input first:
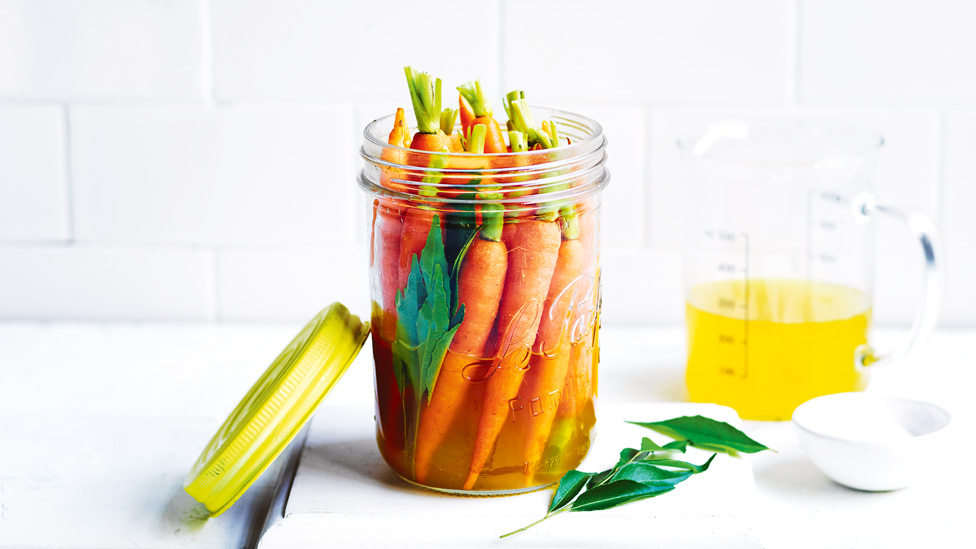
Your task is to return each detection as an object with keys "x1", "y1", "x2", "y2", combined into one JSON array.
[
  {"x1": 570, "y1": 480, "x2": 675, "y2": 512},
  {"x1": 392, "y1": 214, "x2": 464, "y2": 405},
  {"x1": 502, "y1": 415, "x2": 772, "y2": 538},
  {"x1": 548, "y1": 470, "x2": 592, "y2": 513},
  {"x1": 615, "y1": 447, "x2": 642, "y2": 468},
  {"x1": 585, "y1": 468, "x2": 613, "y2": 490},
  {"x1": 608, "y1": 462, "x2": 692, "y2": 486},
  {"x1": 642, "y1": 453, "x2": 716, "y2": 474},
  {"x1": 628, "y1": 415, "x2": 771, "y2": 455},
  {"x1": 665, "y1": 440, "x2": 690, "y2": 452},
  {"x1": 640, "y1": 437, "x2": 663, "y2": 452},
  {"x1": 640, "y1": 437, "x2": 688, "y2": 453}
]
